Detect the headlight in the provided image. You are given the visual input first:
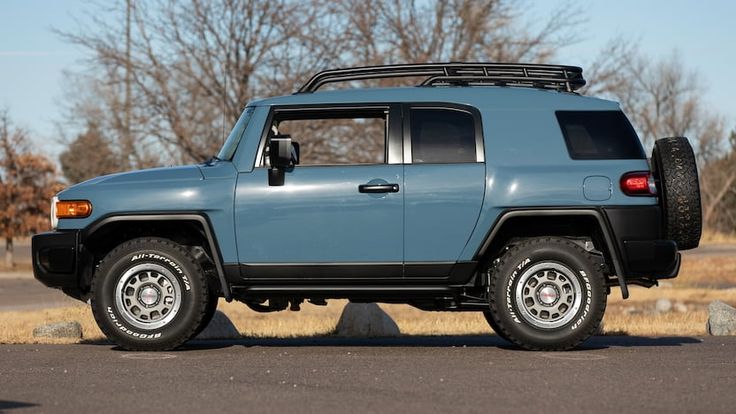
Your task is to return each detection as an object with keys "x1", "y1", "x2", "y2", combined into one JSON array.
[{"x1": 50, "y1": 196, "x2": 58, "y2": 230}]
